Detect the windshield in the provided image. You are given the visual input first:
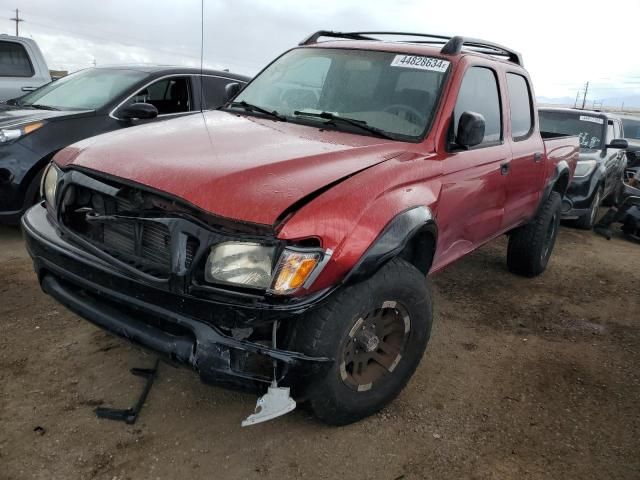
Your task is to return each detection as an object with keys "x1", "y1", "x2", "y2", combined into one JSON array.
[
  {"x1": 622, "y1": 118, "x2": 640, "y2": 140},
  {"x1": 232, "y1": 48, "x2": 450, "y2": 140},
  {"x1": 539, "y1": 111, "x2": 605, "y2": 149},
  {"x1": 18, "y1": 68, "x2": 148, "y2": 110}
]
